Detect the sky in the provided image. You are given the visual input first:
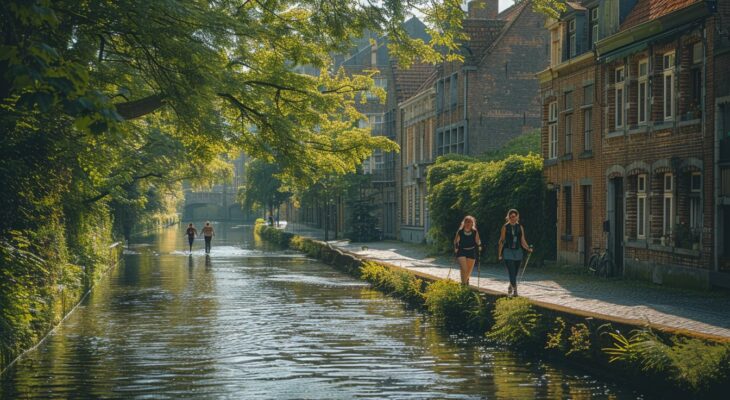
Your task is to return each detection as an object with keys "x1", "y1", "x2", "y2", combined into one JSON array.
[{"x1": 498, "y1": 0, "x2": 516, "y2": 12}]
